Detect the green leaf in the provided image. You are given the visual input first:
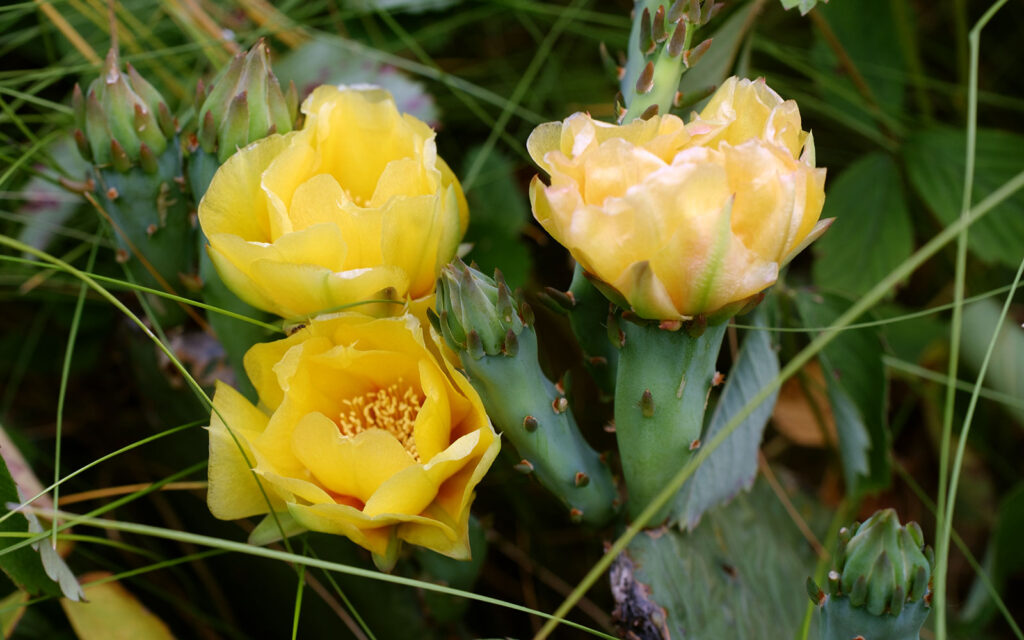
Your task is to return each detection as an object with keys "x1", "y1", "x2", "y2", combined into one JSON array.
[
  {"x1": 794, "y1": 291, "x2": 890, "y2": 494},
  {"x1": 960, "y1": 298, "x2": 1024, "y2": 425},
  {"x1": 905, "y1": 127, "x2": 1024, "y2": 269},
  {"x1": 671, "y1": 309, "x2": 780, "y2": 529},
  {"x1": 812, "y1": 153, "x2": 913, "y2": 297},
  {"x1": 619, "y1": 479, "x2": 824, "y2": 639},
  {"x1": 461, "y1": 146, "x2": 531, "y2": 286},
  {"x1": 0, "y1": 454, "x2": 60, "y2": 599},
  {"x1": 810, "y1": 0, "x2": 905, "y2": 130},
  {"x1": 960, "y1": 483, "x2": 1024, "y2": 629}
]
